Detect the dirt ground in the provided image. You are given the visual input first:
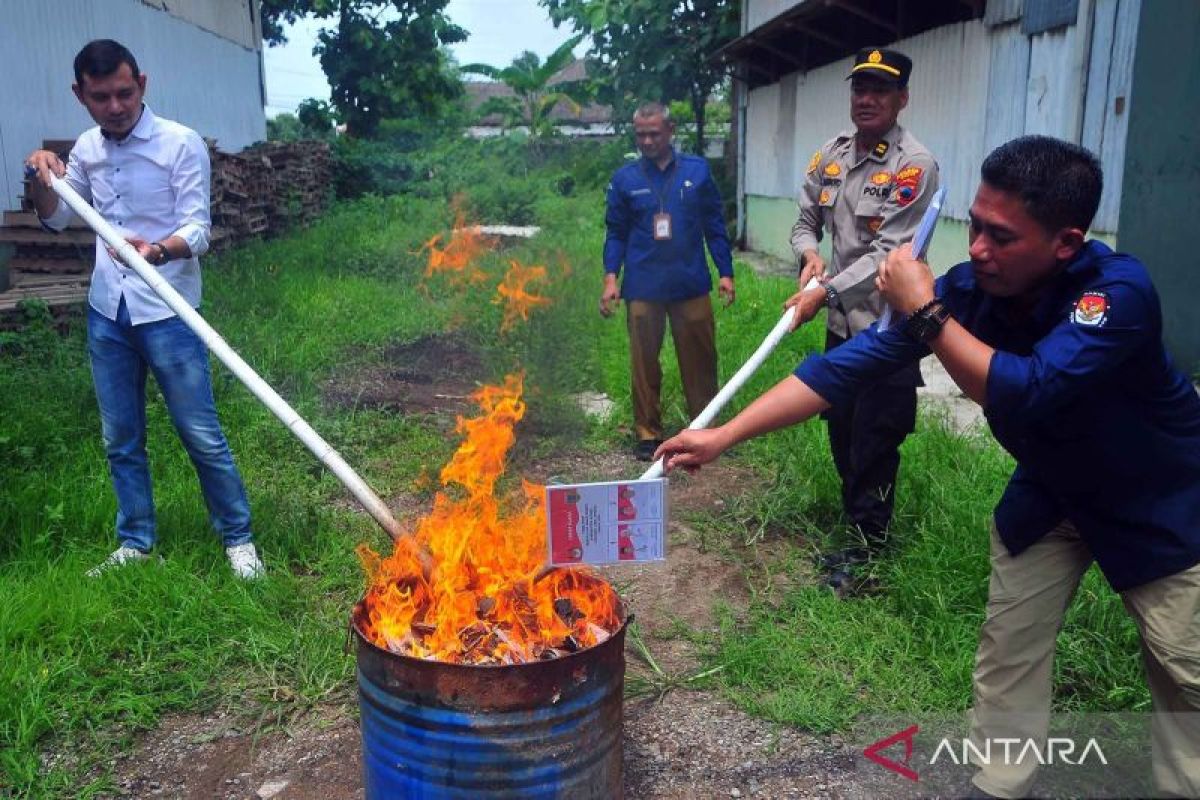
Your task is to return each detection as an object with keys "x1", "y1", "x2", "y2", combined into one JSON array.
[{"x1": 75, "y1": 329, "x2": 983, "y2": 799}]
